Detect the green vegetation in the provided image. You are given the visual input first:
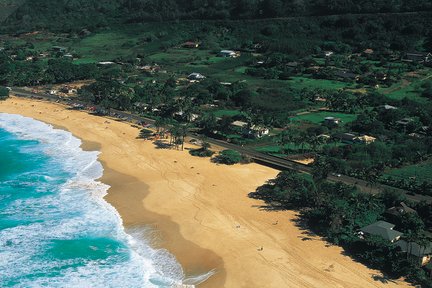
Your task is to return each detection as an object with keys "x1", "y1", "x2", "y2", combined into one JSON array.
[
  {"x1": 0, "y1": 86, "x2": 9, "y2": 99},
  {"x1": 213, "y1": 149, "x2": 243, "y2": 165},
  {"x1": 386, "y1": 161, "x2": 432, "y2": 184},
  {"x1": 291, "y1": 111, "x2": 357, "y2": 125}
]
